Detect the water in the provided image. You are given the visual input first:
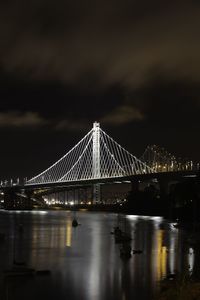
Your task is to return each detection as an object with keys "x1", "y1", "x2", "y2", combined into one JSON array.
[{"x1": 0, "y1": 210, "x2": 197, "y2": 300}]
